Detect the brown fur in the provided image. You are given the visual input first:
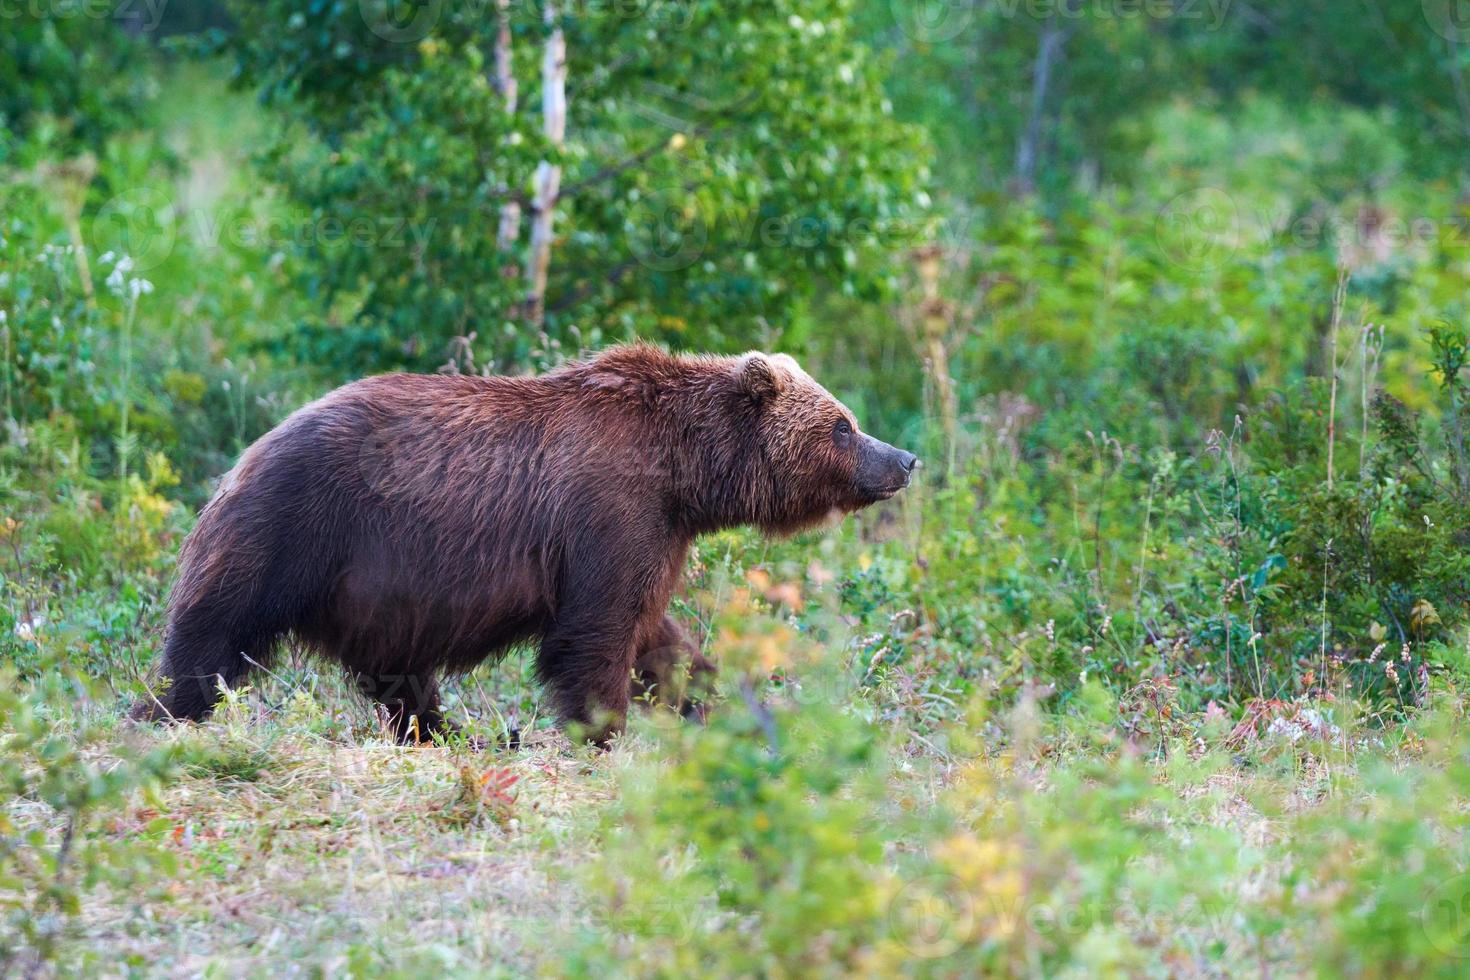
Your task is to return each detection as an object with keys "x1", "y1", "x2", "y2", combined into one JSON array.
[{"x1": 132, "y1": 344, "x2": 917, "y2": 743}]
